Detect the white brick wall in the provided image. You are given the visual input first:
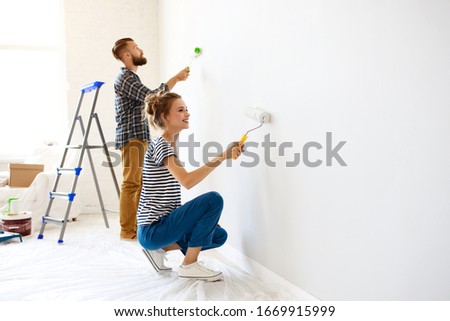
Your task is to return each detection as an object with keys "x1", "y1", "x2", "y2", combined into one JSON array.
[{"x1": 63, "y1": 0, "x2": 159, "y2": 213}]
